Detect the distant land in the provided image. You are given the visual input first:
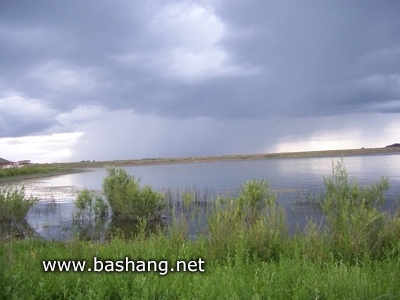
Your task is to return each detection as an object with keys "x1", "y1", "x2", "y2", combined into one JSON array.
[
  {"x1": 51, "y1": 146, "x2": 400, "y2": 169},
  {"x1": 385, "y1": 143, "x2": 400, "y2": 148},
  {"x1": 2, "y1": 146, "x2": 400, "y2": 183}
]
